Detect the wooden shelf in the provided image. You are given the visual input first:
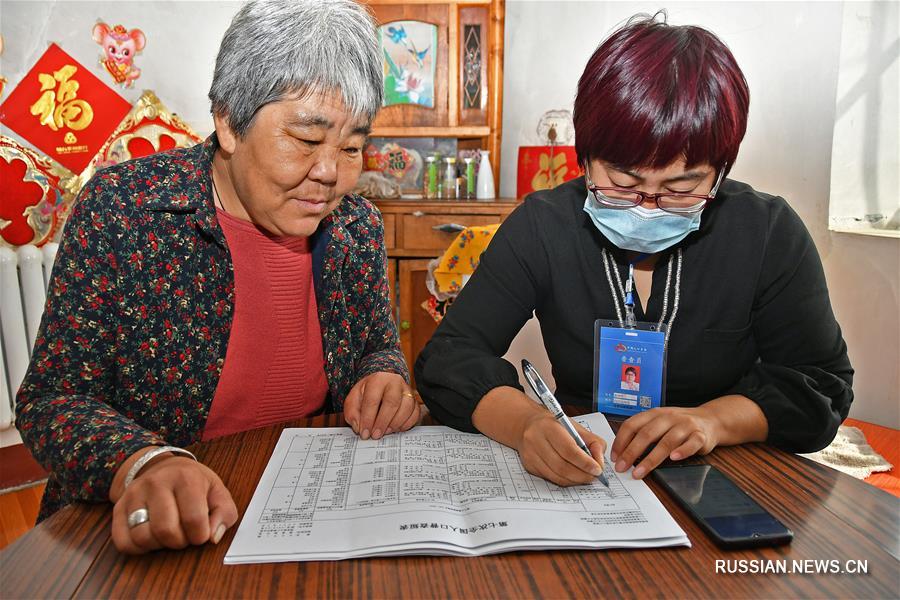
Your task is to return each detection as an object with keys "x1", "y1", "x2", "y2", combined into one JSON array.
[
  {"x1": 365, "y1": 0, "x2": 504, "y2": 191},
  {"x1": 369, "y1": 126, "x2": 491, "y2": 138},
  {"x1": 361, "y1": 0, "x2": 507, "y2": 372}
]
